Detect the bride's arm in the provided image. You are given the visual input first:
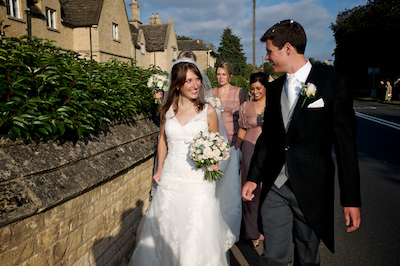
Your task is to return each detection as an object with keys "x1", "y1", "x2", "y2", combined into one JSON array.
[
  {"x1": 207, "y1": 105, "x2": 219, "y2": 133},
  {"x1": 153, "y1": 122, "x2": 167, "y2": 183}
]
